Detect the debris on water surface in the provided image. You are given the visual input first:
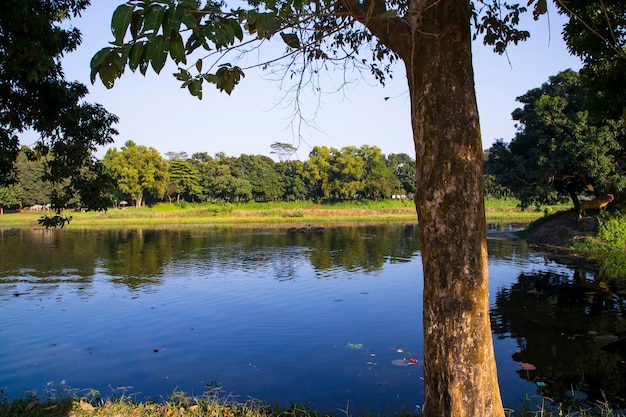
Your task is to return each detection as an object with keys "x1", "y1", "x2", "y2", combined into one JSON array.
[
  {"x1": 346, "y1": 343, "x2": 363, "y2": 349},
  {"x1": 391, "y1": 358, "x2": 419, "y2": 366}
]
